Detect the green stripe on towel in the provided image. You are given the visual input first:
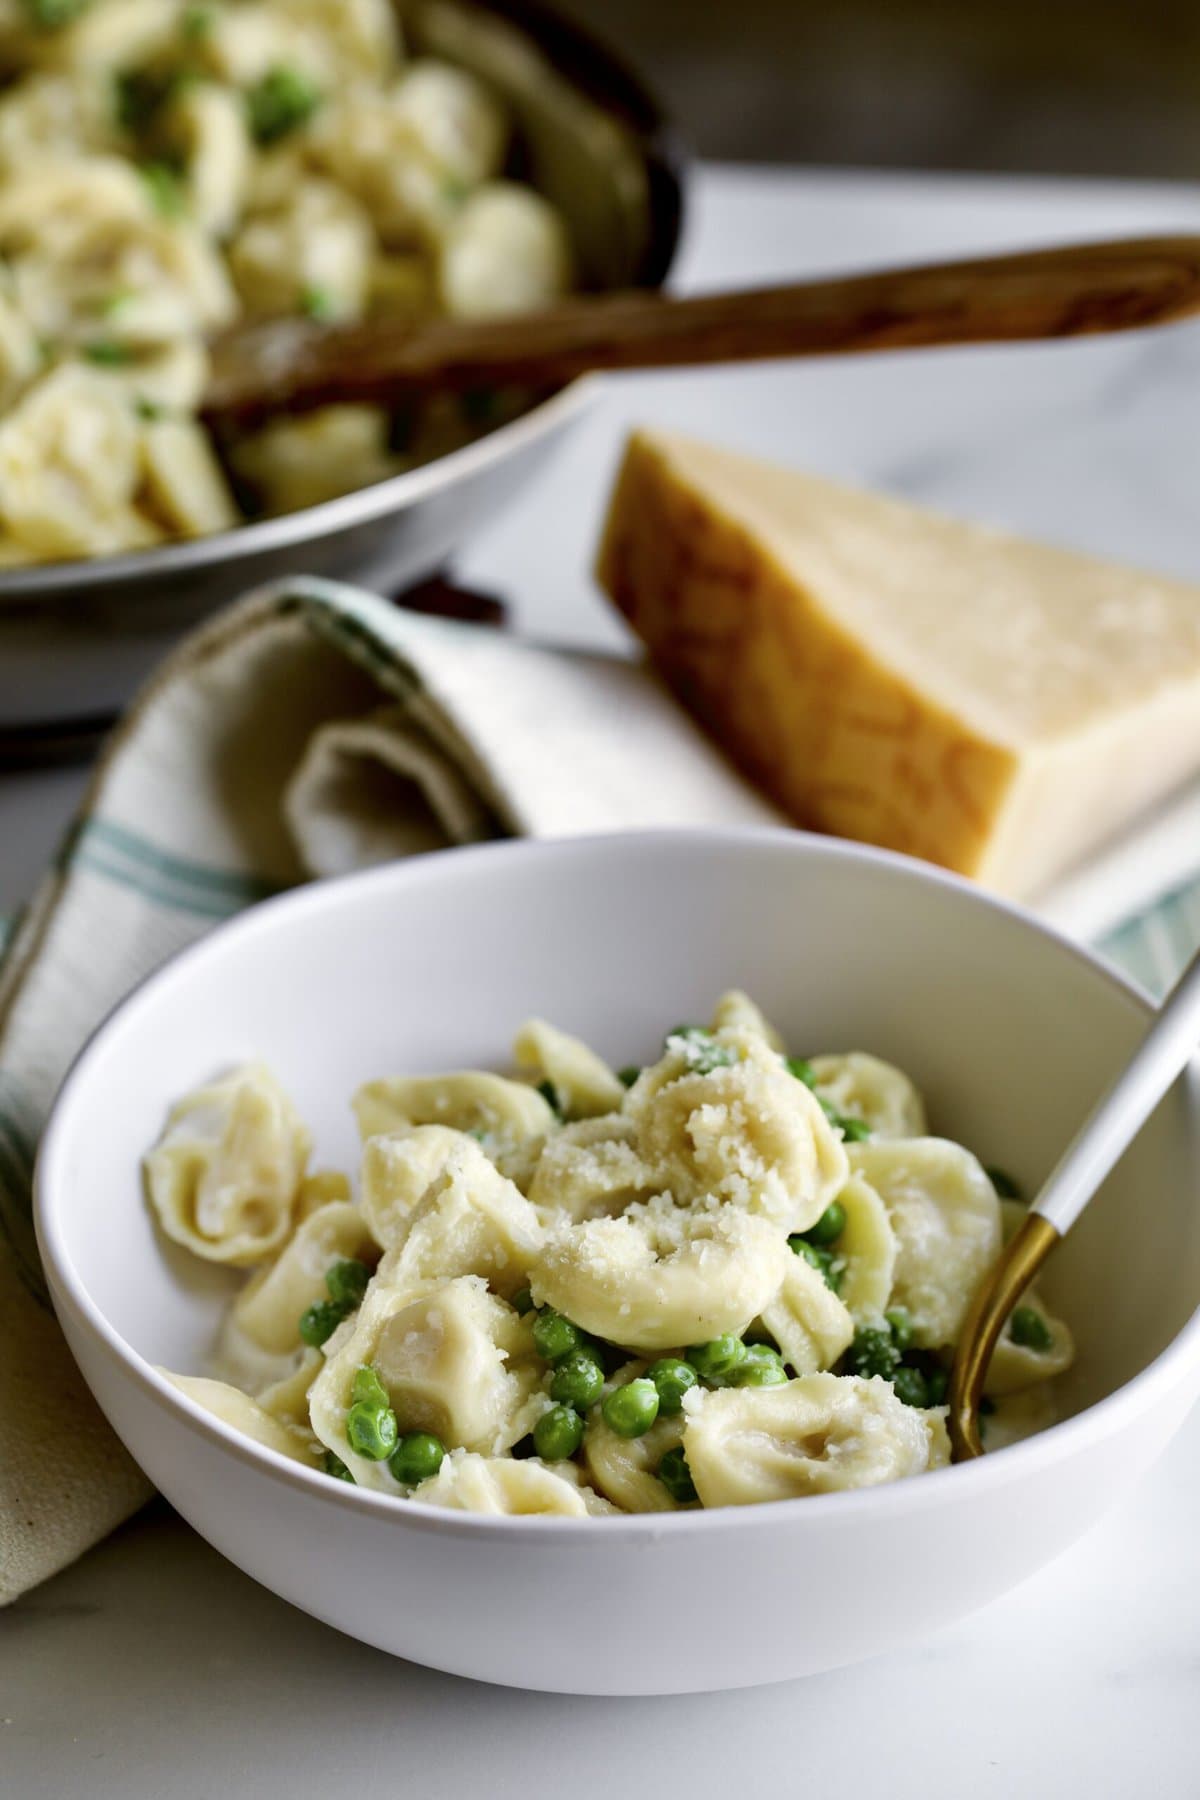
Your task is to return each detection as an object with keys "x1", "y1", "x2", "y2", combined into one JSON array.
[{"x1": 64, "y1": 820, "x2": 284, "y2": 920}]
